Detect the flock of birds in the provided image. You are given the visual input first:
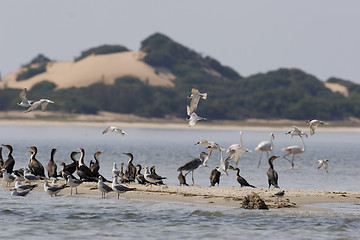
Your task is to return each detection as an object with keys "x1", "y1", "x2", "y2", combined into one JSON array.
[{"x1": 0, "y1": 87, "x2": 330, "y2": 198}]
